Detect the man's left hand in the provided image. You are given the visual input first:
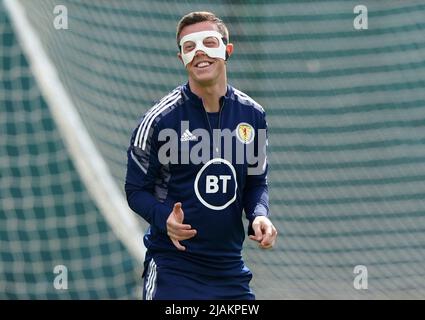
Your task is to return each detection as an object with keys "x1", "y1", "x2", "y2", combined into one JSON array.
[{"x1": 249, "y1": 216, "x2": 278, "y2": 249}]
